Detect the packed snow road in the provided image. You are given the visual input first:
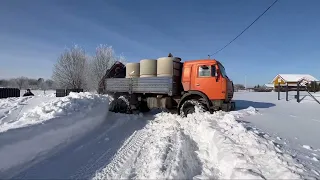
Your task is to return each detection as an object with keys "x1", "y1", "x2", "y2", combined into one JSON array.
[
  {"x1": 93, "y1": 108, "x2": 310, "y2": 179},
  {"x1": 0, "y1": 91, "x2": 318, "y2": 179}
]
